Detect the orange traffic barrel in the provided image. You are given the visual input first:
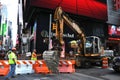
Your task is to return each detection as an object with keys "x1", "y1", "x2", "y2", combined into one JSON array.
[{"x1": 102, "y1": 57, "x2": 108, "y2": 69}]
